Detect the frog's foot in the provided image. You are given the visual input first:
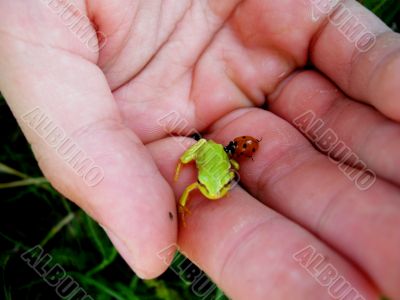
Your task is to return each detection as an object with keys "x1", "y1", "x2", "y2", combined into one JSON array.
[
  {"x1": 178, "y1": 205, "x2": 191, "y2": 227},
  {"x1": 174, "y1": 162, "x2": 183, "y2": 181},
  {"x1": 230, "y1": 159, "x2": 240, "y2": 171}
]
